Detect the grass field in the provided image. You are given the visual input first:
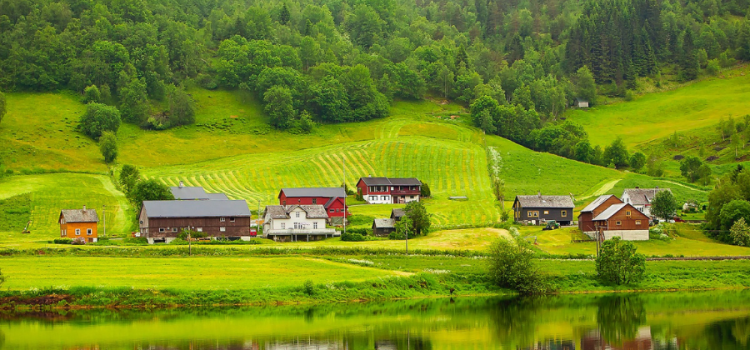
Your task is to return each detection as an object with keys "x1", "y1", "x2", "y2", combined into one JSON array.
[
  {"x1": 566, "y1": 65, "x2": 750, "y2": 148},
  {"x1": 521, "y1": 225, "x2": 750, "y2": 257},
  {"x1": 0, "y1": 256, "x2": 406, "y2": 290},
  {"x1": 0, "y1": 174, "x2": 132, "y2": 245}
]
